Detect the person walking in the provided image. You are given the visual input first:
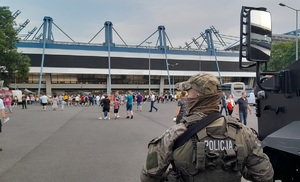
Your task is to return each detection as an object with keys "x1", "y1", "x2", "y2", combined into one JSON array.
[
  {"x1": 114, "y1": 91, "x2": 121, "y2": 117},
  {"x1": 0, "y1": 95, "x2": 7, "y2": 151},
  {"x1": 3, "y1": 95, "x2": 12, "y2": 114},
  {"x1": 75, "y1": 95, "x2": 79, "y2": 106},
  {"x1": 89, "y1": 94, "x2": 94, "y2": 106},
  {"x1": 52, "y1": 95, "x2": 59, "y2": 111},
  {"x1": 220, "y1": 91, "x2": 228, "y2": 115},
  {"x1": 21, "y1": 94, "x2": 27, "y2": 109},
  {"x1": 174, "y1": 91, "x2": 187, "y2": 124},
  {"x1": 95, "y1": 94, "x2": 100, "y2": 106},
  {"x1": 136, "y1": 92, "x2": 143, "y2": 111},
  {"x1": 13, "y1": 96, "x2": 18, "y2": 107},
  {"x1": 40, "y1": 94, "x2": 48, "y2": 111},
  {"x1": 227, "y1": 94, "x2": 235, "y2": 116},
  {"x1": 61, "y1": 99, "x2": 66, "y2": 111},
  {"x1": 235, "y1": 91, "x2": 252, "y2": 125},
  {"x1": 140, "y1": 73, "x2": 273, "y2": 182},
  {"x1": 148, "y1": 92, "x2": 158, "y2": 112},
  {"x1": 99, "y1": 94, "x2": 110, "y2": 120},
  {"x1": 63, "y1": 94, "x2": 69, "y2": 105},
  {"x1": 113, "y1": 98, "x2": 120, "y2": 120},
  {"x1": 125, "y1": 92, "x2": 133, "y2": 119}
]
